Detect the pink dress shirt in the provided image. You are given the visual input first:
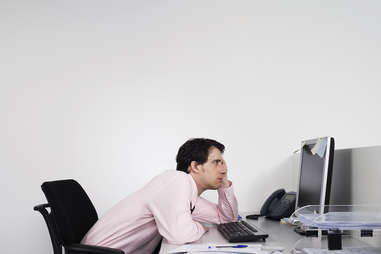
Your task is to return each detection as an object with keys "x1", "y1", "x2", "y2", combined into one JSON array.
[{"x1": 81, "y1": 170, "x2": 238, "y2": 254}]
